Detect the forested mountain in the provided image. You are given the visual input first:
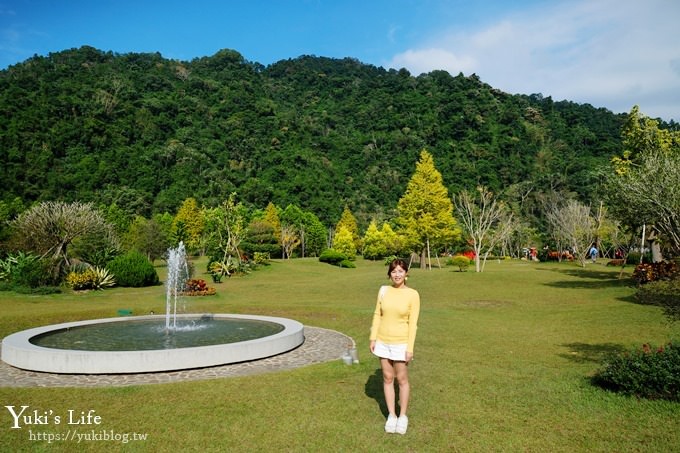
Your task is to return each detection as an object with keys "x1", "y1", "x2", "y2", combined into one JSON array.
[{"x1": 1, "y1": 46, "x2": 630, "y2": 226}]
